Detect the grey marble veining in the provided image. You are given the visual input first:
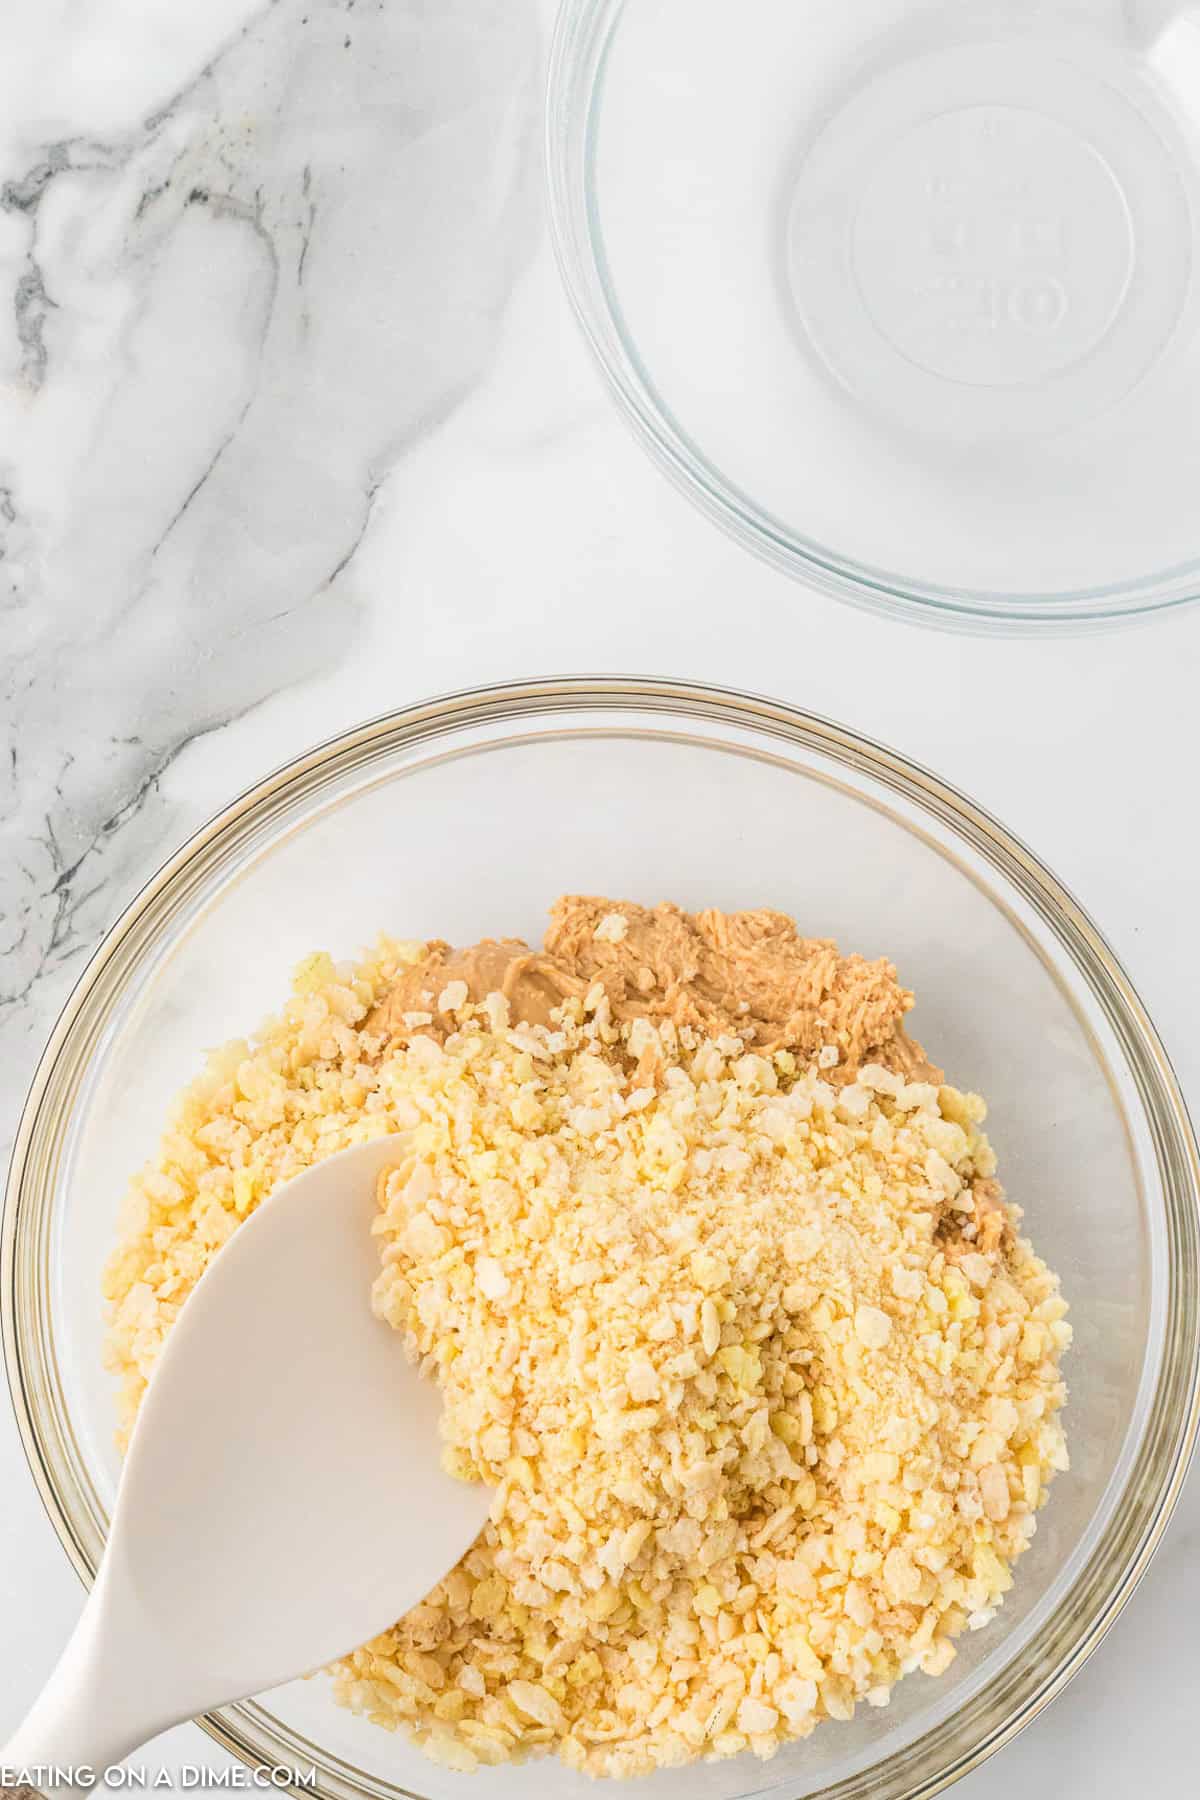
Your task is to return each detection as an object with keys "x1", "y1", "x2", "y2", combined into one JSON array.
[{"x1": 0, "y1": 0, "x2": 539, "y2": 1145}]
